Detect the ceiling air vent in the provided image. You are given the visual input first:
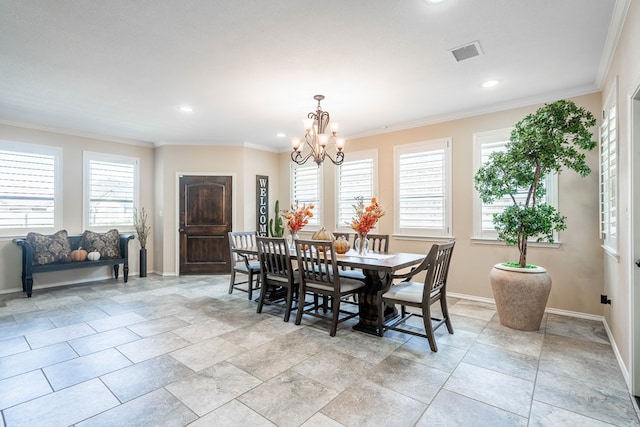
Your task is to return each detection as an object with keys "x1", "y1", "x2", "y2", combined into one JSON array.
[{"x1": 449, "y1": 41, "x2": 483, "y2": 62}]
